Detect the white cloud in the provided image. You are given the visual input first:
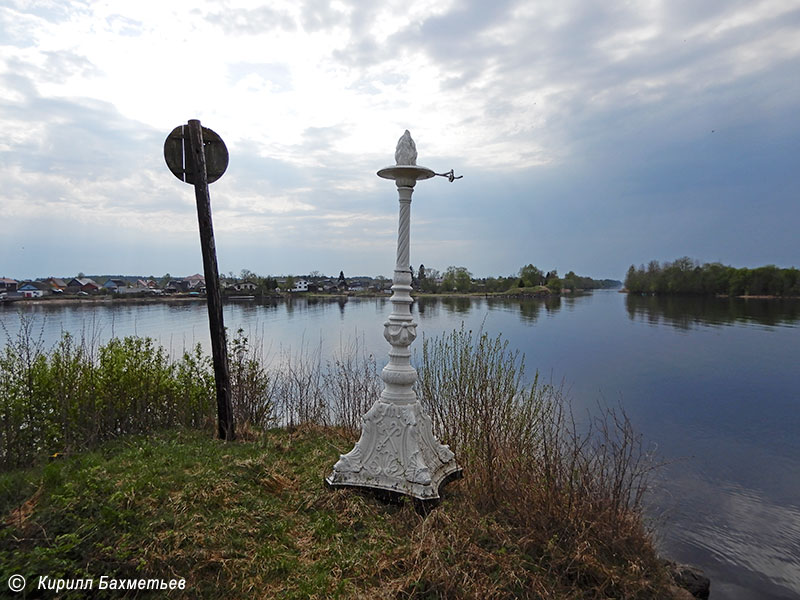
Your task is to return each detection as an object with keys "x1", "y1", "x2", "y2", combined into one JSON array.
[{"x1": 1, "y1": 0, "x2": 799, "y2": 277}]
